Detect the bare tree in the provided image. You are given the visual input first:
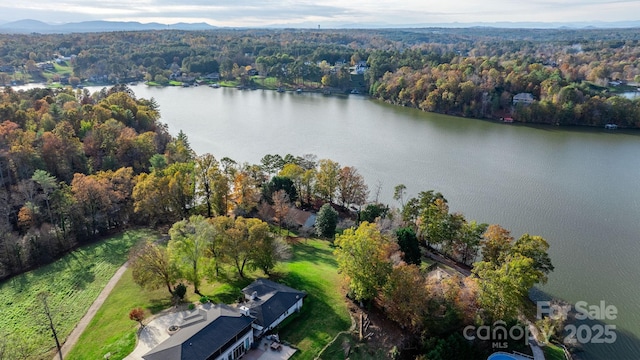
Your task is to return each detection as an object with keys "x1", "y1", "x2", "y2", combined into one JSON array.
[
  {"x1": 272, "y1": 190, "x2": 291, "y2": 235},
  {"x1": 38, "y1": 292, "x2": 63, "y2": 360}
]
